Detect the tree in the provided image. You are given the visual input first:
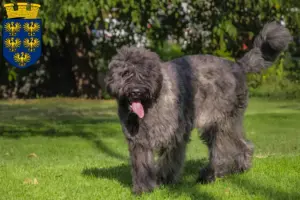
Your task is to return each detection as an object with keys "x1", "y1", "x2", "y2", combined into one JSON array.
[{"x1": 0, "y1": 0, "x2": 299, "y2": 99}]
